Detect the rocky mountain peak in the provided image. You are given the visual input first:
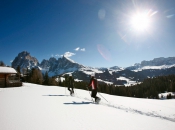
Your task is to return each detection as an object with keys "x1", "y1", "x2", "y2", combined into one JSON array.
[
  {"x1": 39, "y1": 55, "x2": 85, "y2": 76},
  {"x1": 11, "y1": 52, "x2": 175, "y2": 85},
  {"x1": 141, "y1": 57, "x2": 175, "y2": 66},
  {"x1": 61, "y1": 56, "x2": 75, "y2": 63},
  {"x1": 40, "y1": 59, "x2": 50, "y2": 69},
  {"x1": 18, "y1": 51, "x2": 30, "y2": 57},
  {"x1": 49, "y1": 57, "x2": 57, "y2": 62},
  {"x1": 12, "y1": 51, "x2": 39, "y2": 70}
]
